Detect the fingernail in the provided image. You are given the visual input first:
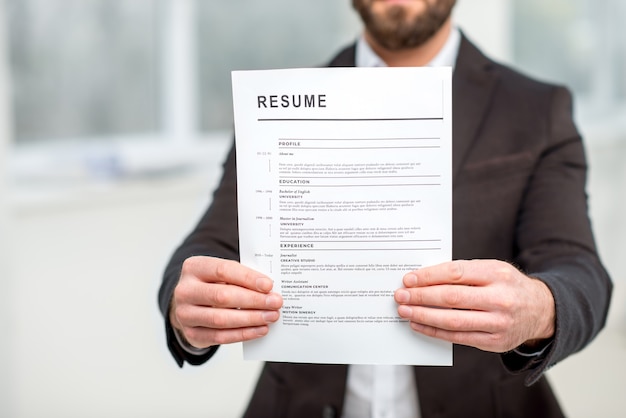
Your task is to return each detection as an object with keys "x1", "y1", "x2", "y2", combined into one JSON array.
[
  {"x1": 410, "y1": 322, "x2": 424, "y2": 332},
  {"x1": 398, "y1": 305, "x2": 412, "y2": 318},
  {"x1": 266, "y1": 294, "x2": 281, "y2": 308},
  {"x1": 395, "y1": 289, "x2": 410, "y2": 303},
  {"x1": 404, "y1": 274, "x2": 418, "y2": 287},
  {"x1": 256, "y1": 277, "x2": 273, "y2": 292},
  {"x1": 254, "y1": 326, "x2": 268, "y2": 336},
  {"x1": 262, "y1": 311, "x2": 279, "y2": 322}
]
